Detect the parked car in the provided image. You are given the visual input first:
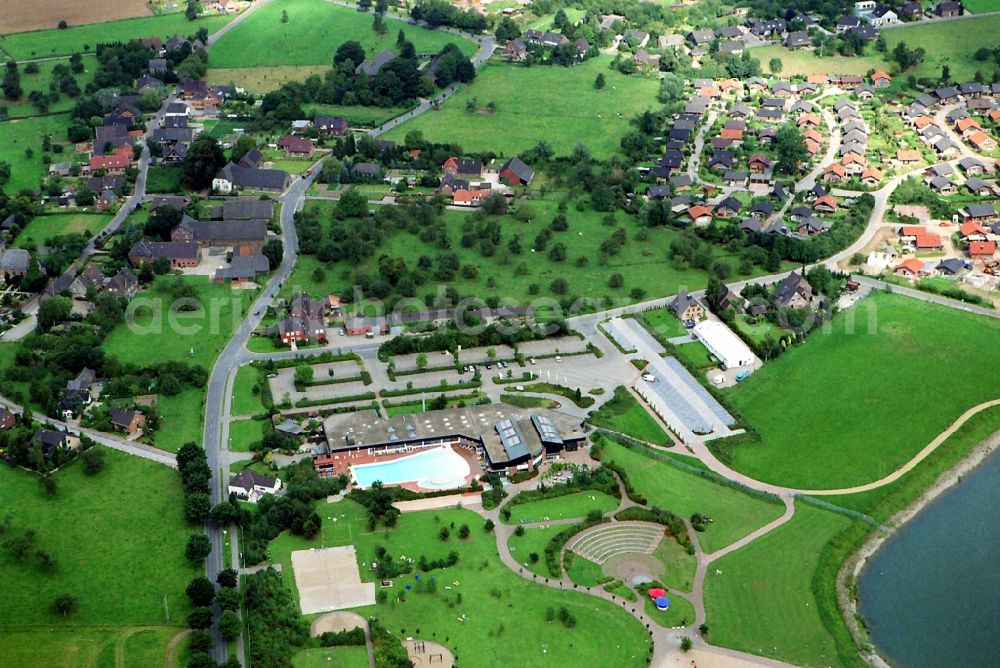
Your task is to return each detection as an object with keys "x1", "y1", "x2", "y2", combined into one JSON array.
[
  {"x1": 735, "y1": 370, "x2": 750, "y2": 382},
  {"x1": 529, "y1": 358, "x2": 537, "y2": 365},
  {"x1": 642, "y1": 373, "x2": 656, "y2": 382},
  {"x1": 555, "y1": 356, "x2": 562, "y2": 363},
  {"x1": 684, "y1": 319, "x2": 696, "y2": 329},
  {"x1": 712, "y1": 375, "x2": 725, "y2": 385}
]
